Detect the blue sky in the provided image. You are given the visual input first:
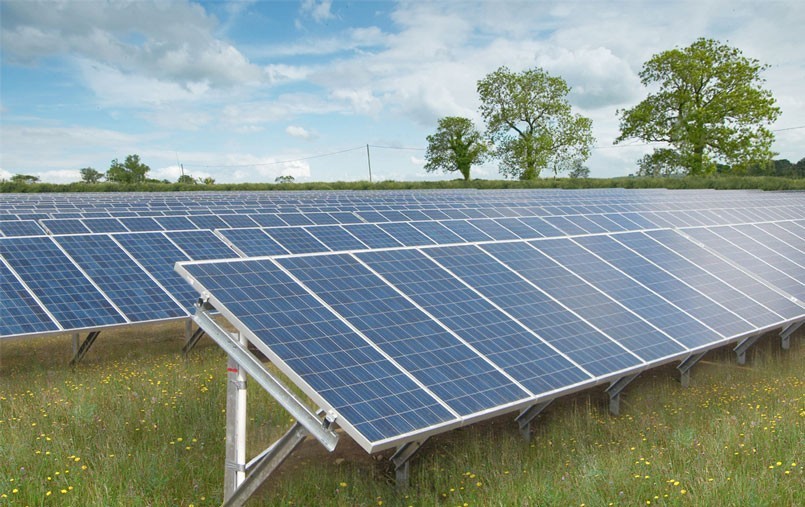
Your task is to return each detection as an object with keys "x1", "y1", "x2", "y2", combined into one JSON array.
[{"x1": 2, "y1": 0, "x2": 804, "y2": 184}]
